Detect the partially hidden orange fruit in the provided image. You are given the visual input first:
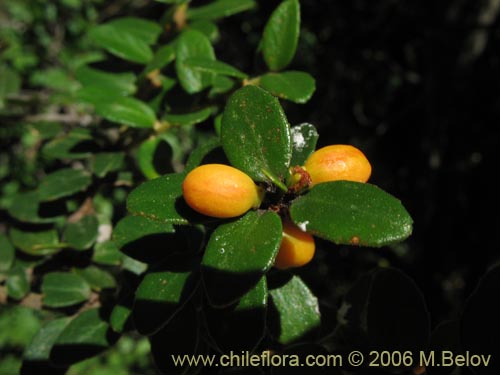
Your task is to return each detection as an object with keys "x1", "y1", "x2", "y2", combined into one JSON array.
[{"x1": 274, "y1": 221, "x2": 315, "y2": 270}]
